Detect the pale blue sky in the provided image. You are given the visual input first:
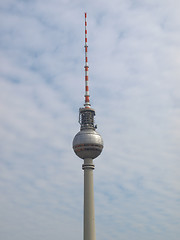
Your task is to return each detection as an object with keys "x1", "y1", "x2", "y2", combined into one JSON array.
[{"x1": 0, "y1": 0, "x2": 180, "y2": 240}]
